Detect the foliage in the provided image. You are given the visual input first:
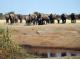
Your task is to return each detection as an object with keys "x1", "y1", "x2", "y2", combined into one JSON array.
[
  {"x1": 0, "y1": 13, "x2": 3, "y2": 19},
  {"x1": 8, "y1": 12, "x2": 15, "y2": 14},
  {"x1": 0, "y1": 27, "x2": 26, "y2": 59},
  {"x1": 0, "y1": 27, "x2": 40, "y2": 59}
]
